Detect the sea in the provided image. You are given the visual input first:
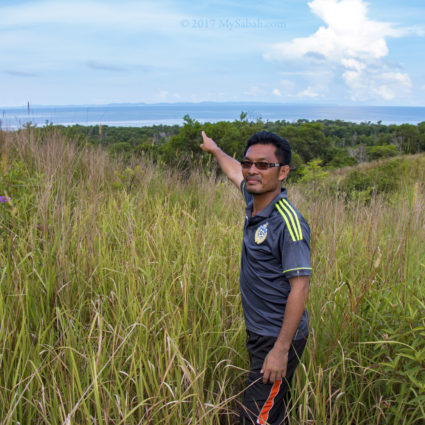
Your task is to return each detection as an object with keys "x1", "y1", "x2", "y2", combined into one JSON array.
[{"x1": 1, "y1": 102, "x2": 424, "y2": 130}]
